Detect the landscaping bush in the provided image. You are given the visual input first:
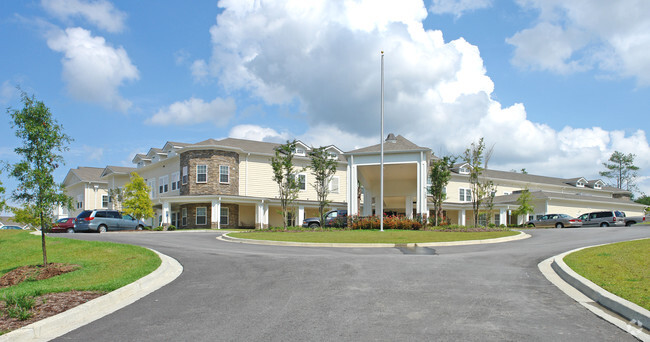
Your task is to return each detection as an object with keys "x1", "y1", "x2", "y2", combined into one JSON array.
[
  {"x1": 348, "y1": 215, "x2": 422, "y2": 230},
  {"x1": 153, "y1": 226, "x2": 164, "y2": 231},
  {"x1": 2, "y1": 292, "x2": 35, "y2": 321},
  {"x1": 167, "y1": 225, "x2": 176, "y2": 231}
]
